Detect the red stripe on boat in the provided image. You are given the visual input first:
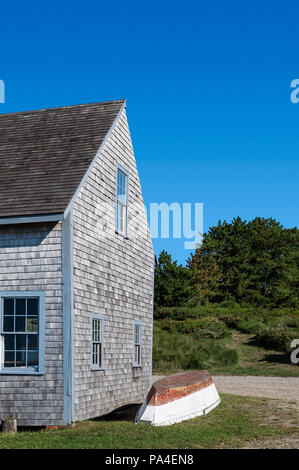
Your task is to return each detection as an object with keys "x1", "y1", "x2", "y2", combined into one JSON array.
[{"x1": 147, "y1": 371, "x2": 213, "y2": 406}]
